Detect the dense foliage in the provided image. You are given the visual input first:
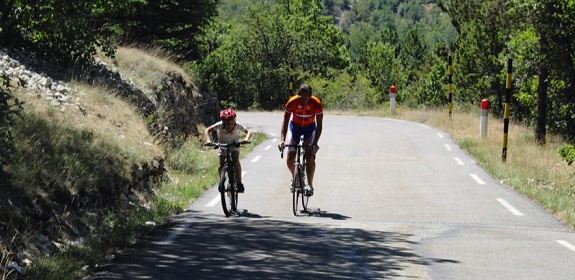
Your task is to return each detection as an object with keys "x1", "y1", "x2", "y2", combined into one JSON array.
[
  {"x1": 194, "y1": 0, "x2": 349, "y2": 110},
  {"x1": 0, "y1": 0, "x2": 219, "y2": 67},
  {"x1": 119, "y1": 0, "x2": 220, "y2": 61},
  {"x1": 1, "y1": 0, "x2": 574, "y2": 149},
  {"x1": 193, "y1": 0, "x2": 457, "y2": 110},
  {"x1": 438, "y1": 0, "x2": 575, "y2": 144}
]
